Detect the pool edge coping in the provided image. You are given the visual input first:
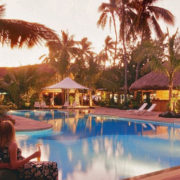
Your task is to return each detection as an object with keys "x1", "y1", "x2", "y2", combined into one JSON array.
[{"x1": 123, "y1": 165, "x2": 180, "y2": 180}]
